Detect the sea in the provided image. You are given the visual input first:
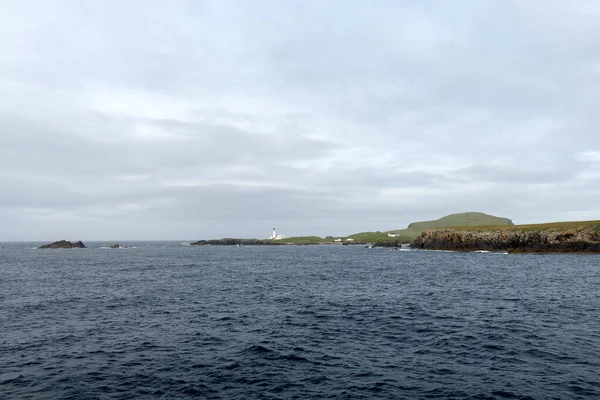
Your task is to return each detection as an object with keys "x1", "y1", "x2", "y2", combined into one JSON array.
[{"x1": 1, "y1": 242, "x2": 599, "y2": 399}]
